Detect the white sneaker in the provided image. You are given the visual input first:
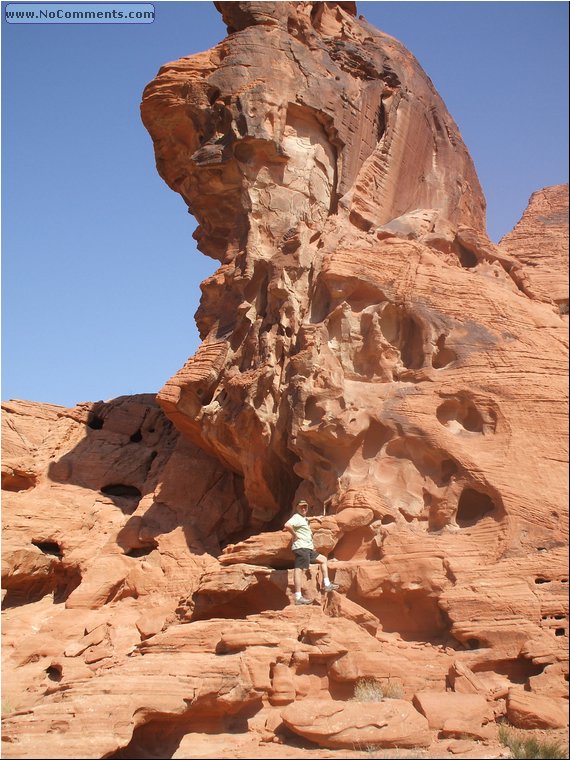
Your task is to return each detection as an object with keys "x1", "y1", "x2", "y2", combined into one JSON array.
[
  {"x1": 324, "y1": 582, "x2": 339, "y2": 592},
  {"x1": 295, "y1": 596, "x2": 312, "y2": 605}
]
